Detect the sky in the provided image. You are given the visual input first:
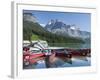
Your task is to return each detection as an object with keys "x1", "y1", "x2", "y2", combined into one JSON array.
[{"x1": 23, "y1": 10, "x2": 91, "y2": 32}]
